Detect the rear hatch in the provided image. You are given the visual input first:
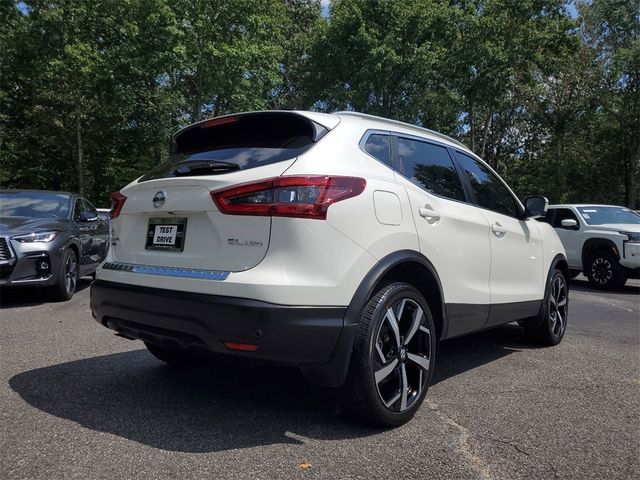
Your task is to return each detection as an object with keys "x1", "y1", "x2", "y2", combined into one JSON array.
[{"x1": 112, "y1": 112, "x2": 334, "y2": 272}]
